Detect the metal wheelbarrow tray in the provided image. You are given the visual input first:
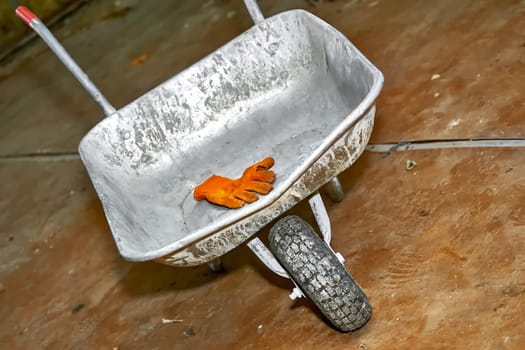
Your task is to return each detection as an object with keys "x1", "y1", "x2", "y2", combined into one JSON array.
[
  {"x1": 80, "y1": 10, "x2": 382, "y2": 265},
  {"x1": 17, "y1": 1, "x2": 383, "y2": 332}
]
